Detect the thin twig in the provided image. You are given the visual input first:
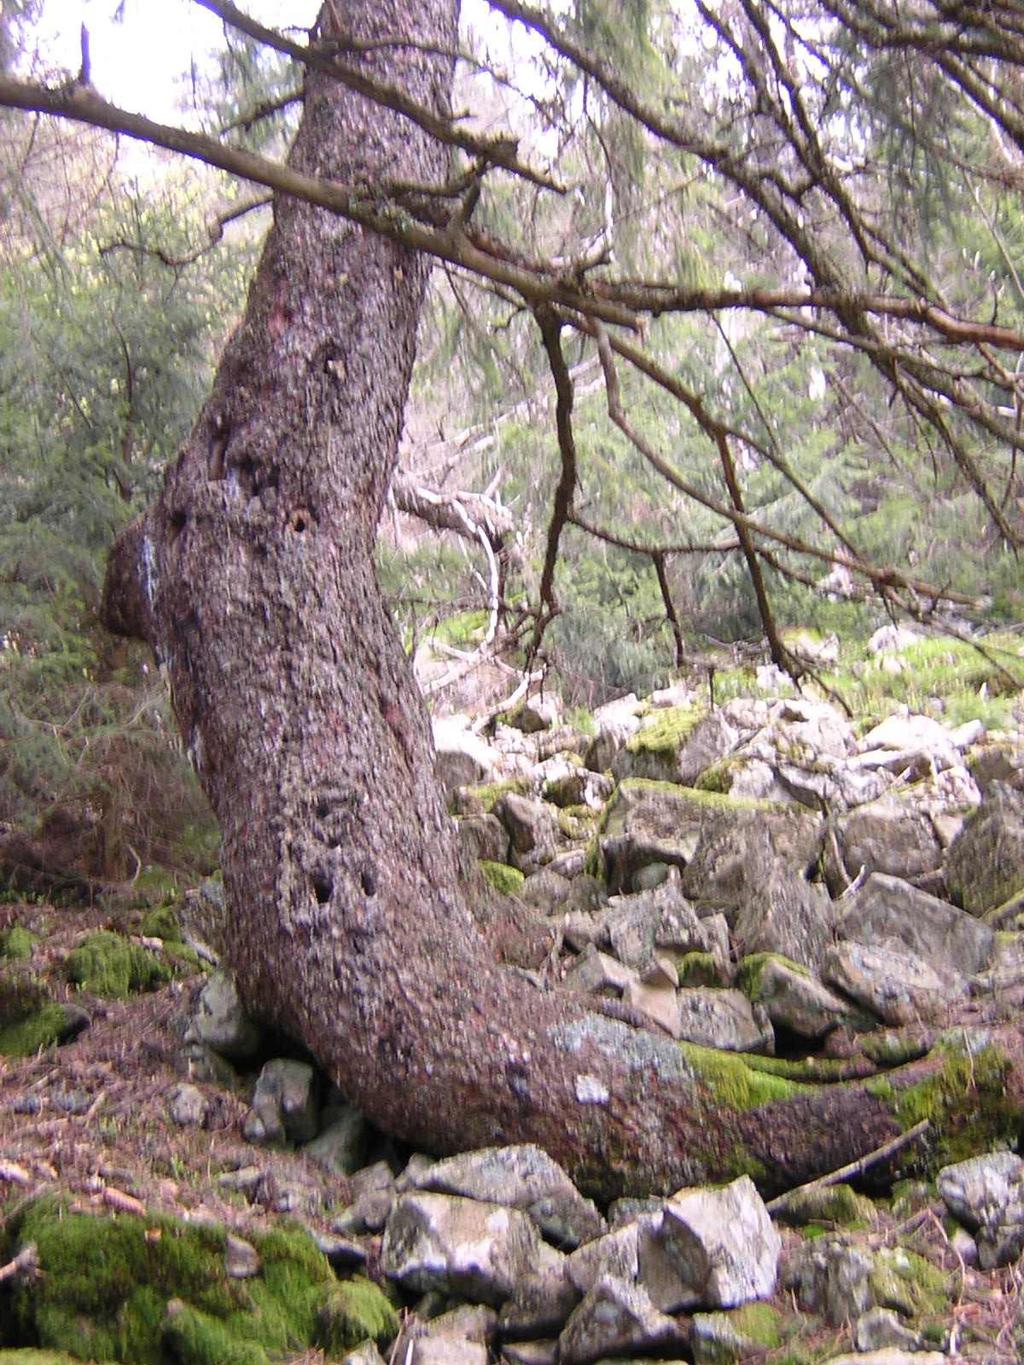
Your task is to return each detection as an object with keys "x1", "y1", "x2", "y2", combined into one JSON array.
[{"x1": 766, "y1": 1119, "x2": 931, "y2": 1213}]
